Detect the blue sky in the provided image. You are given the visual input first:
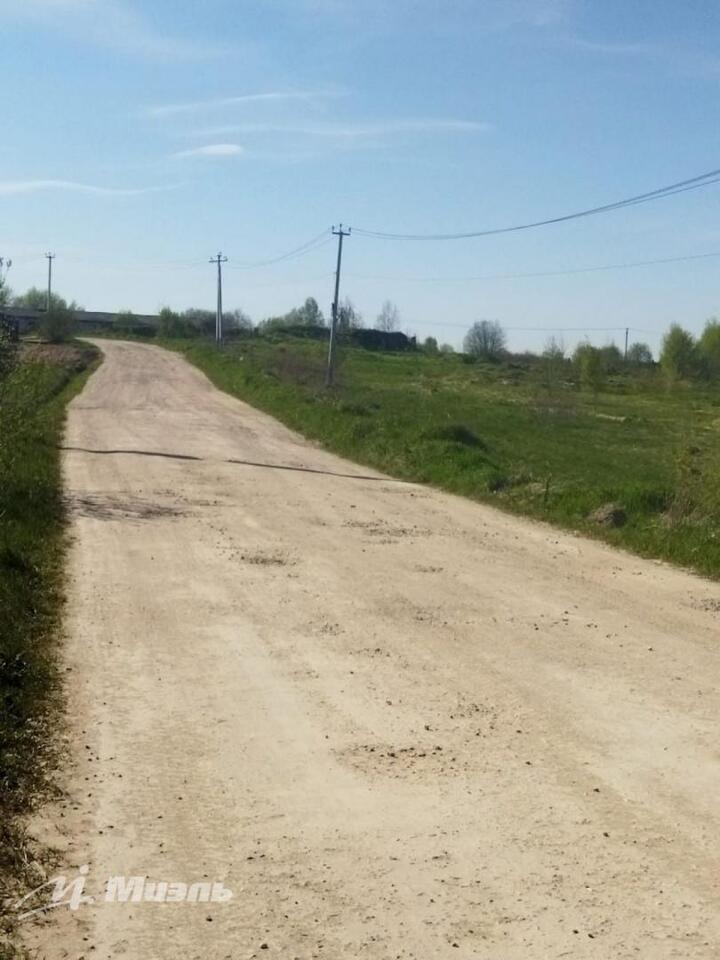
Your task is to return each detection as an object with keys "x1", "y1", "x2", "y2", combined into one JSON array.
[{"x1": 1, "y1": 0, "x2": 720, "y2": 352}]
